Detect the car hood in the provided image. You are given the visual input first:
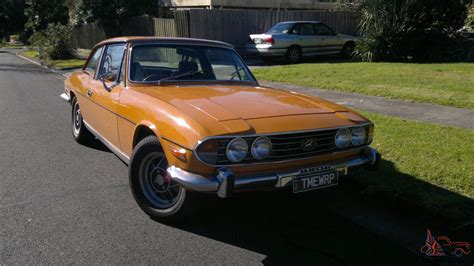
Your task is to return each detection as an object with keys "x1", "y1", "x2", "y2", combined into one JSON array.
[{"x1": 139, "y1": 84, "x2": 348, "y2": 121}]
